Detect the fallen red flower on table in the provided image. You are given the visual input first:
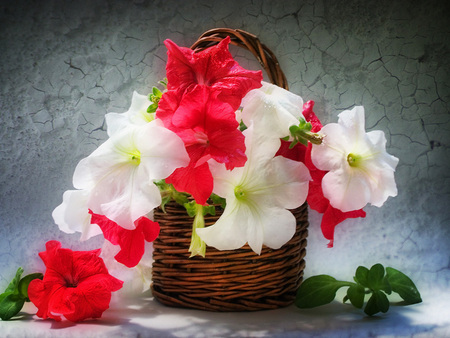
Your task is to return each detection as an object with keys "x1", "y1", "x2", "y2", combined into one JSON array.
[{"x1": 28, "y1": 240, "x2": 123, "y2": 322}]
